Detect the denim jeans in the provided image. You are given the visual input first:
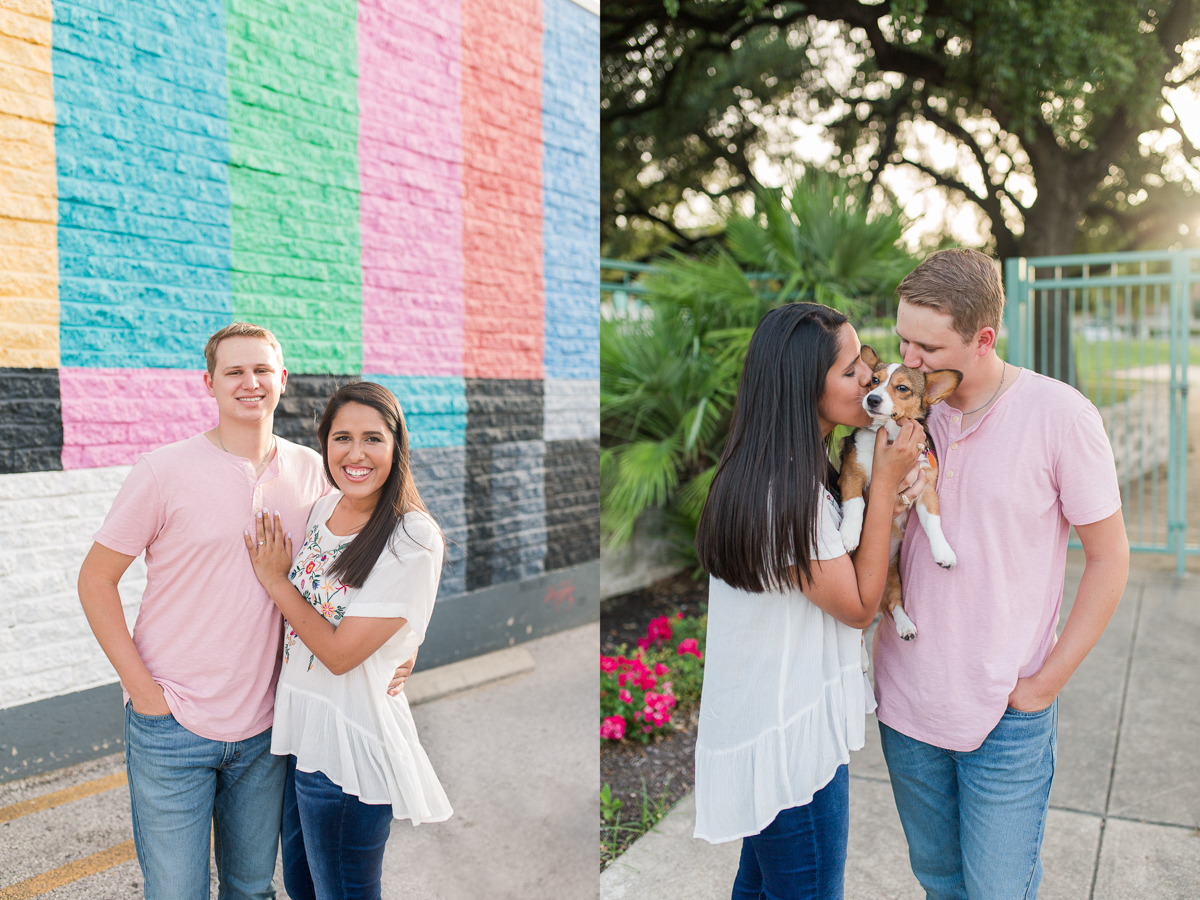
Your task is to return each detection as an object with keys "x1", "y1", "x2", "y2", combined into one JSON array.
[
  {"x1": 124, "y1": 704, "x2": 285, "y2": 900},
  {"x1": 731, "y1": 763, "x2": 849, "y2": 900},
  {"x1": 282, "y1": 756, "x2": 395, "y2": 900},
  {"x1": 879, "y1": 701, "x2": 1058, "y2": 900}
]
